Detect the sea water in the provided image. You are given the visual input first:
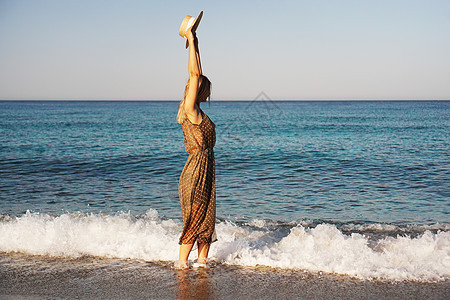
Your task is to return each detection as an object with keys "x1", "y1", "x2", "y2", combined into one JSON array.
[{"x1": 0, "y1": 100, "x2": 449, "y2": 282}]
